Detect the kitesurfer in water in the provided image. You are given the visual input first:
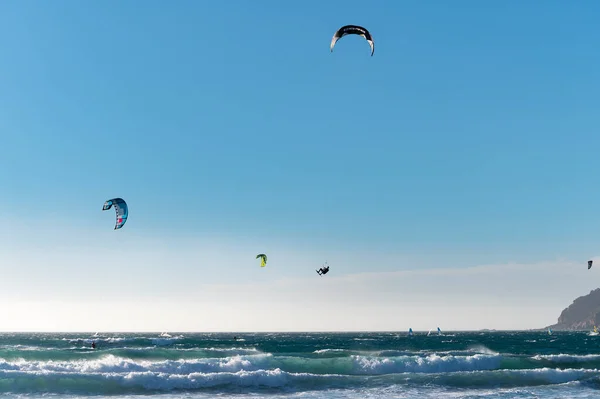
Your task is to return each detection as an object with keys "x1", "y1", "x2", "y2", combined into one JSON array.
[
  {"x1": 91, "y1": 341, "x2": 96, "y2": 349},
  {"x1": 317, "y1": 265, "x2": 330, "y2": 275}
]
